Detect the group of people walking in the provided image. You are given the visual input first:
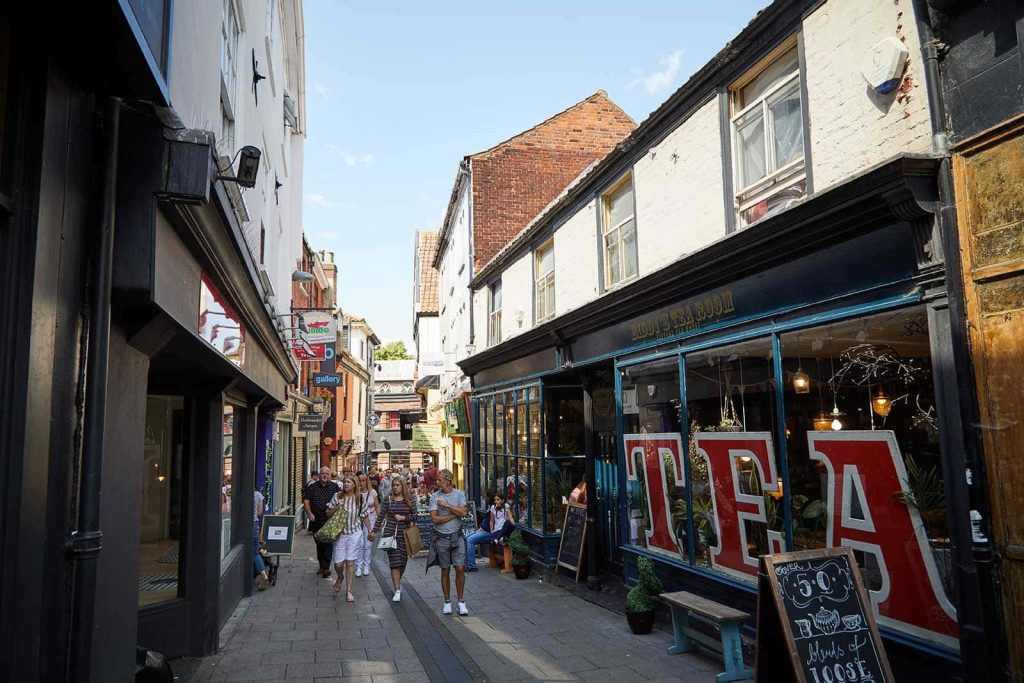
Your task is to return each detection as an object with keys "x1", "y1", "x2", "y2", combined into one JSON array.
[
  {"x1": 297, "y1": 464, "x2": 515, "y2": 616},
  {"x1": 302, "y1": 466, "x2": 424, "y2": 604}
]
